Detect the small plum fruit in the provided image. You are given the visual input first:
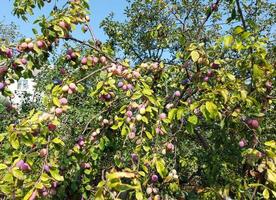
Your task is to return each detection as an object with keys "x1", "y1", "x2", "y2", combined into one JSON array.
[
  {"x1": 40, "y1": 149, "x2": 48, "y2": 157},
  {"x1": 174, "y1": 91, "x2": 181, "y2": 97},
  {"x1": 159, "y1": 113, "x2": 167, "y2": 120},
  {"x1": 151, "y1": 174, "x2": 158, "y2": 182}
]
